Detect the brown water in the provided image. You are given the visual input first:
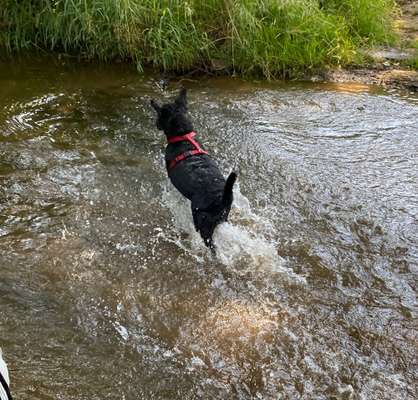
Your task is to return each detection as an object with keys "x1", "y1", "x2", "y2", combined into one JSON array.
[{"x1": 0, "y1": 58, "x2": 417, "y2": 400}]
